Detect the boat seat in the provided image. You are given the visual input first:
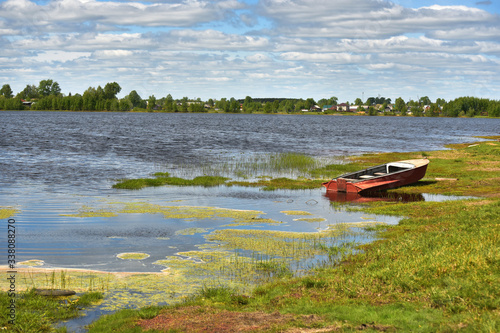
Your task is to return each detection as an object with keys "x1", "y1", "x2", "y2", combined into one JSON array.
[
  {"x1": 374, "y1": 172, "x2": 386, "y2": 176},
  {"x1": 359, "y1": 175, "x2": 375, "y2": 179}
]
